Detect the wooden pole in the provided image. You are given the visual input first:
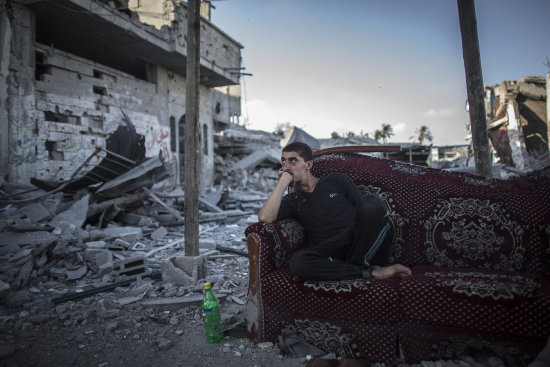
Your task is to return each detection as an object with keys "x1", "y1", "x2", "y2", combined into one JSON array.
[
  {"x1": 184, "y1": 0, "x2": 200, "y2": 256},
  {"x1": 457, "y1": 0, "x2": 492, "y2": 178}
]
